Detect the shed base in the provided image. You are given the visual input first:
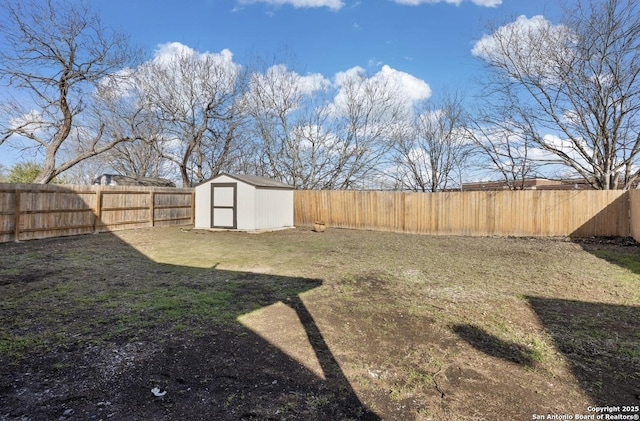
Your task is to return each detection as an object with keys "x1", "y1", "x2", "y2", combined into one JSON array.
[{"x1": 191, "y1": 226, "x2": 296, "y2": 234}]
